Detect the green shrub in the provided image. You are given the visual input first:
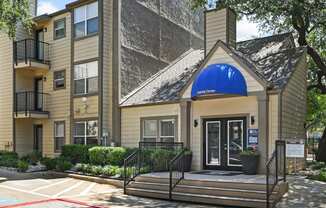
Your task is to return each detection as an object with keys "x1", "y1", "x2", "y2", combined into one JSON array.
[
  {"x1": 62, "y1": 145, "x2": 91, "y2": 164},
  {"x1": 89, "y1": 146, "x2": 130, "y2": 166},
  {"x1": 89, "y1": 147, "x2": 111, "y2": 165},
  {"x1": 21, "y1": 151, "x2": 42, "y2": 165},
  {"x1": 55, "y1": 158, "x2": 73, "y2": 172},
  {"x1": 41, "y1": 157, "x2": 57, "y2": 170},
  {"x1": 151, "y1": 149, "x2": 177, "y2": 171},
  {"x1": 17, "y1": 160, "x2": 29, "y2": 172},
  {"x1": 311, "y1": 161, "x2": 326, "y2": 170},
  {"x1": 0, "y1": 151, "x2": 19, "y2": 168},
  {"x1": 108, "y1": 147, "x2": 127, "y2": 166},
  {"x1": 91, "y1": 165, "x2": 103, "y2": 175}
]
